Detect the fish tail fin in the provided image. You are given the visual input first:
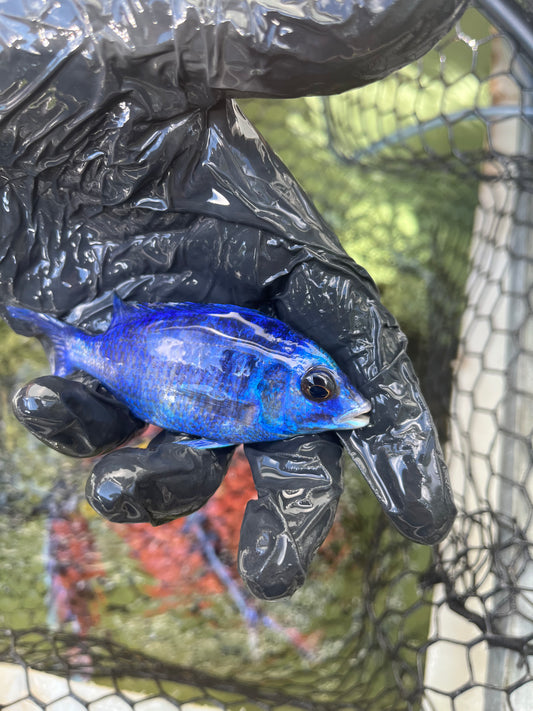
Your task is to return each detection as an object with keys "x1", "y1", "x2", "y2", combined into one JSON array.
[{"x1": 5, "y1": 305, "x2": 76, "y2": 377}]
